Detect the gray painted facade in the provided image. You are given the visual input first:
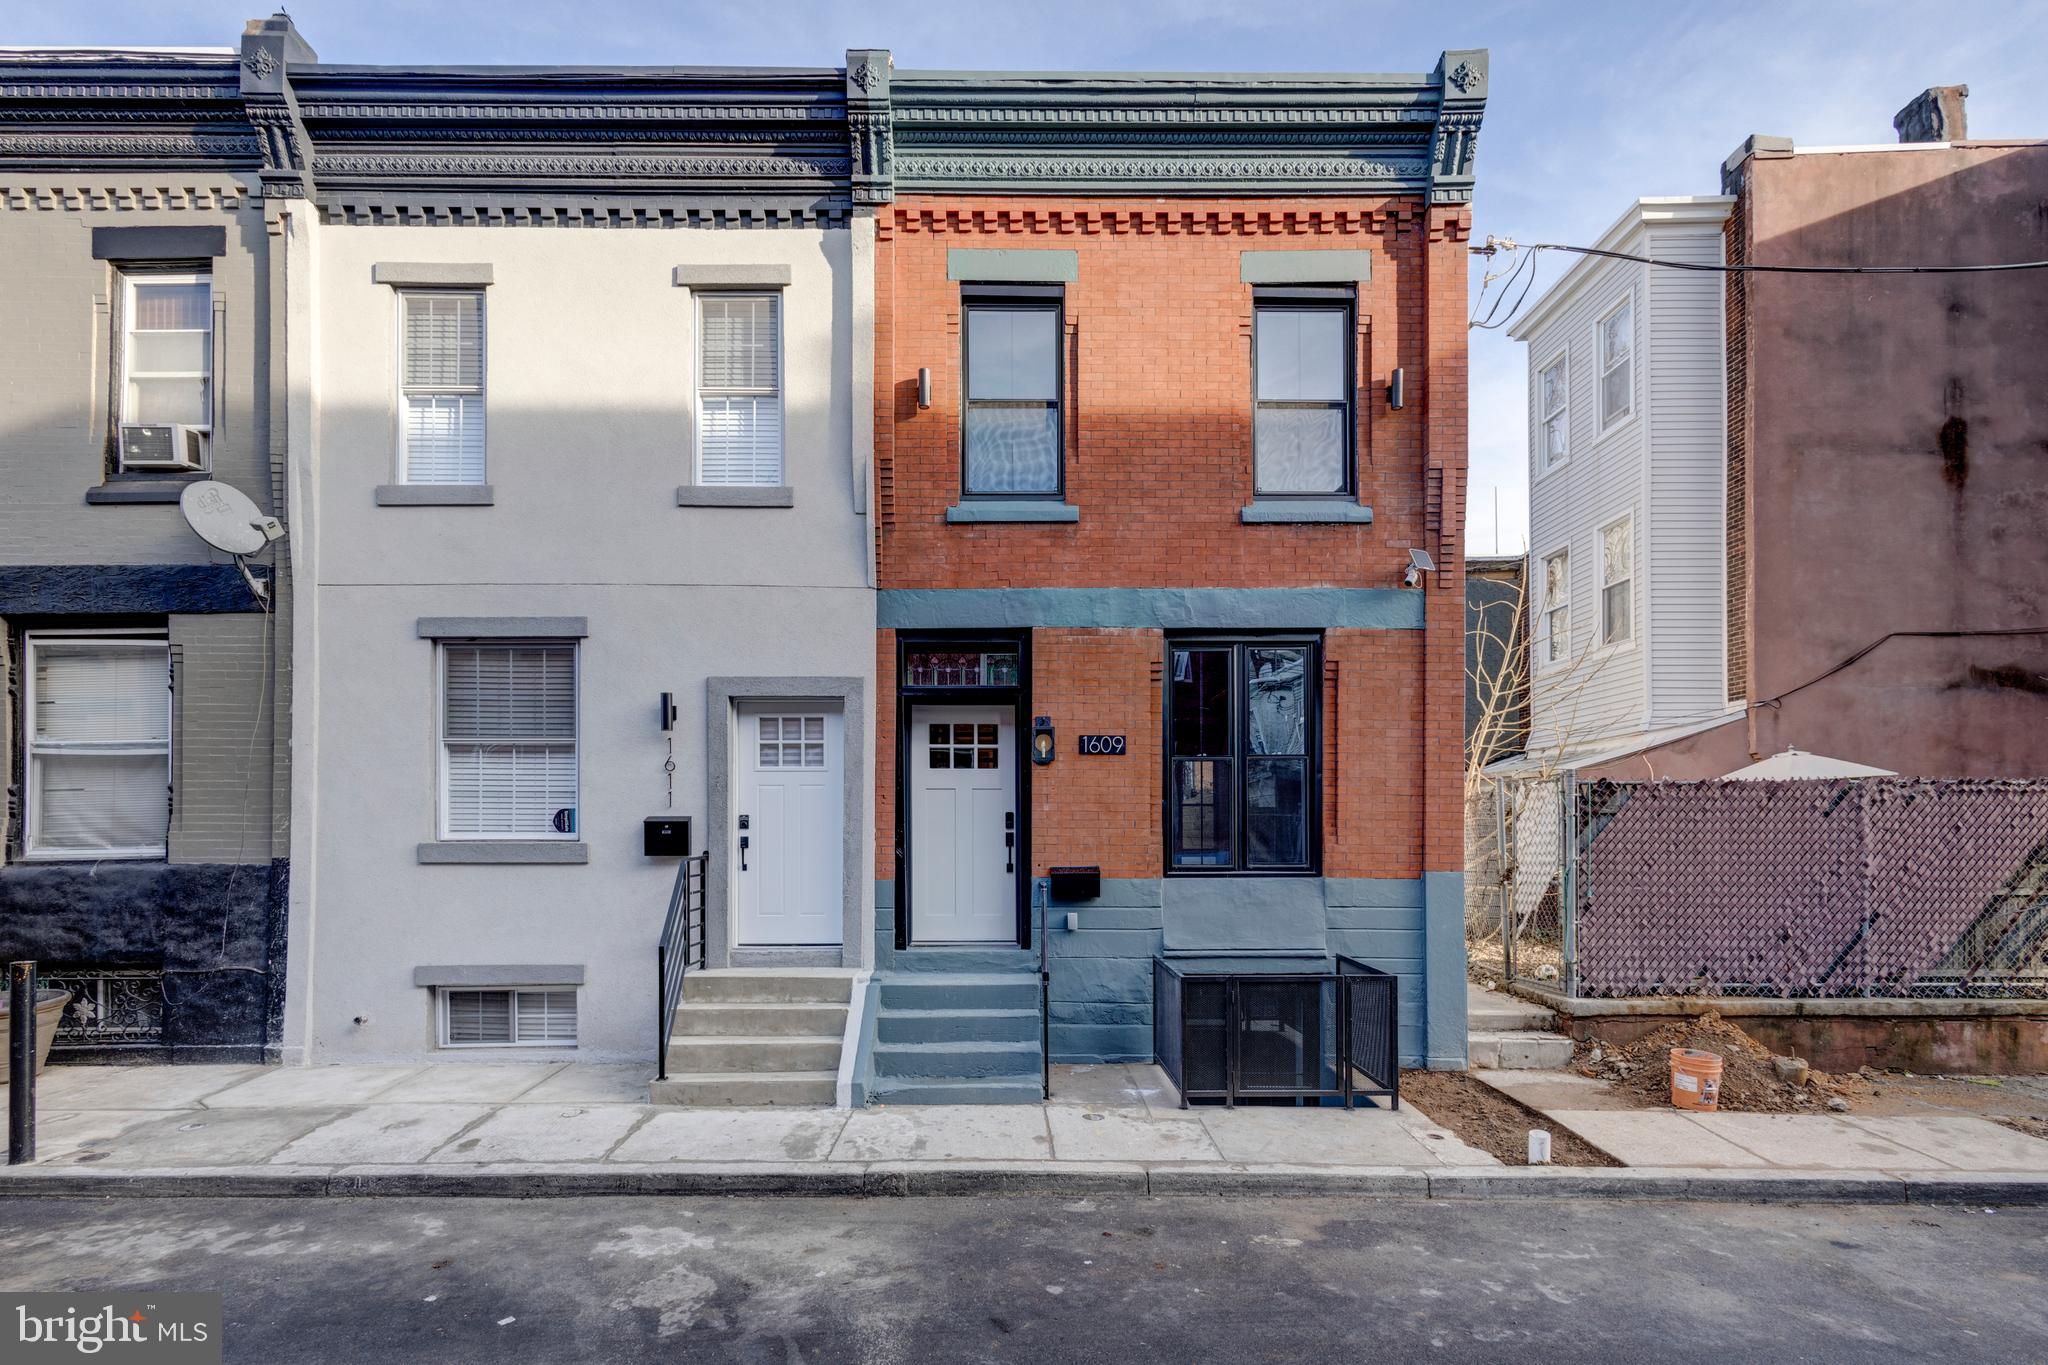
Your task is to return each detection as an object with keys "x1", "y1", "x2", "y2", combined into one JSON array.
[{"x1": 0, "y1": 46, "x2": 291, "y2": 1062}]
